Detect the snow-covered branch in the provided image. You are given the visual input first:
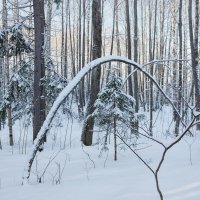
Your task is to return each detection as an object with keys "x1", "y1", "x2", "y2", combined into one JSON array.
[{"x1": 25, "y1": 55, "x2": 187, "y2": 180}]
